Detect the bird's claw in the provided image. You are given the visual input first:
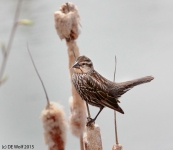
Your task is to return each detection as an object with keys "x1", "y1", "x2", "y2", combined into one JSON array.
[{"x1": 86, "y1": 117, "x2": 95, "y2": 126}]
